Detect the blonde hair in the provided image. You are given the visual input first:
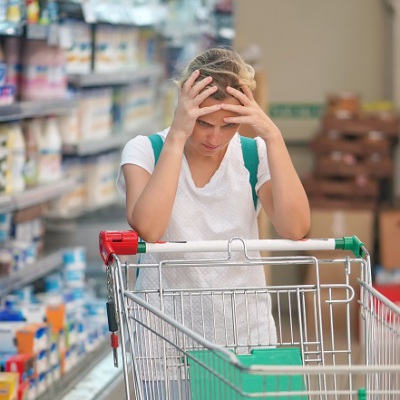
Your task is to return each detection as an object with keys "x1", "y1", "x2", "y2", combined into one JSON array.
[{"x1": 175, "y1": 47, "x2": 256, "y2": 100}]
